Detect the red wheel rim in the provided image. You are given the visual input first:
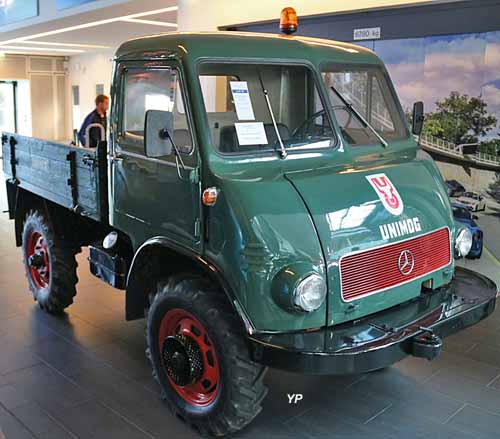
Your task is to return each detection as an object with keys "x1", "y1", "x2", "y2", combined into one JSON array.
[
  {"x1": 159, "y1": 309, "x2": 220, "y2": 406},
  {"x1": 26, "y1": 231, "x2": 50, "y2": 289}
]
